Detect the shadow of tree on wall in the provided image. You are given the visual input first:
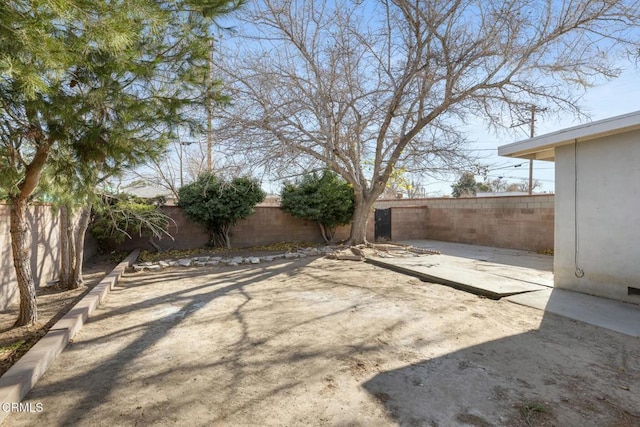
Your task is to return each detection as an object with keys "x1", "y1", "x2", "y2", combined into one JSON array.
[
  {"x1": 30, "y1": 206, "x2": 61, "y2": 289},
  {"x1": 0, "y1": 205, "x2": 61, "y2": 310}
]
